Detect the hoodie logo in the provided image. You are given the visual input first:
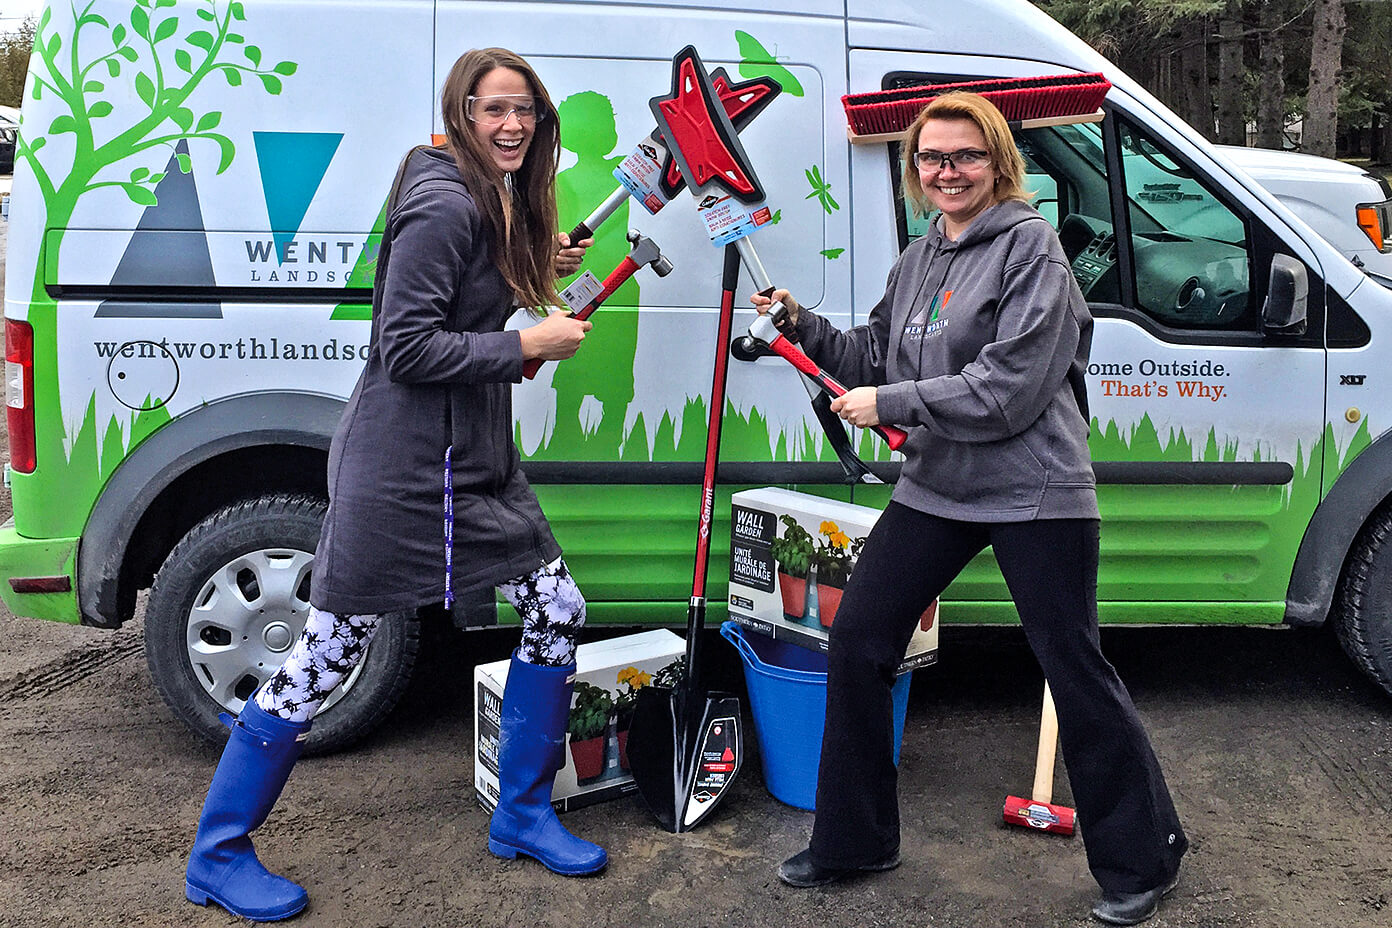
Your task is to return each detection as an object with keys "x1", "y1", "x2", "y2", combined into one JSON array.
[{"x1": 903, "y1": 289, "x2": 952, "y2": 340}]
